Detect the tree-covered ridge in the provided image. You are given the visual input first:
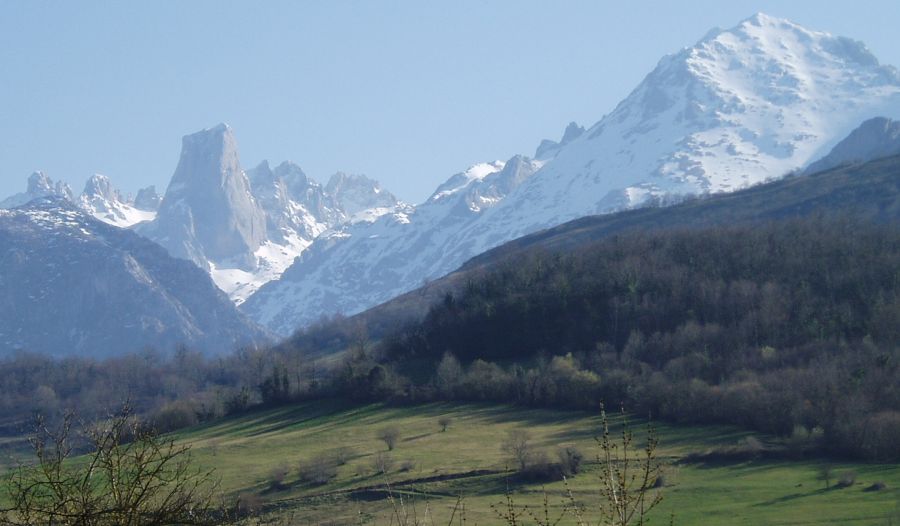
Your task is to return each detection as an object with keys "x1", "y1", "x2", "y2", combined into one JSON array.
[
  {"x1": 372, "y1": 217, "x2": 900, "y2": 459},
  {"x1": 393, "y1": 217, "x2": 899, "y2": 362}
]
